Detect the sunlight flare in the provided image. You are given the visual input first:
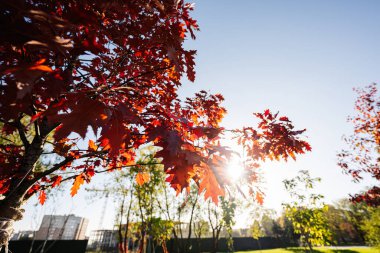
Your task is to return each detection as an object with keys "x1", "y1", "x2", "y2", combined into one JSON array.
[{"x1": 227, "y1": 155, "x2": 245, "y2": 182}]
